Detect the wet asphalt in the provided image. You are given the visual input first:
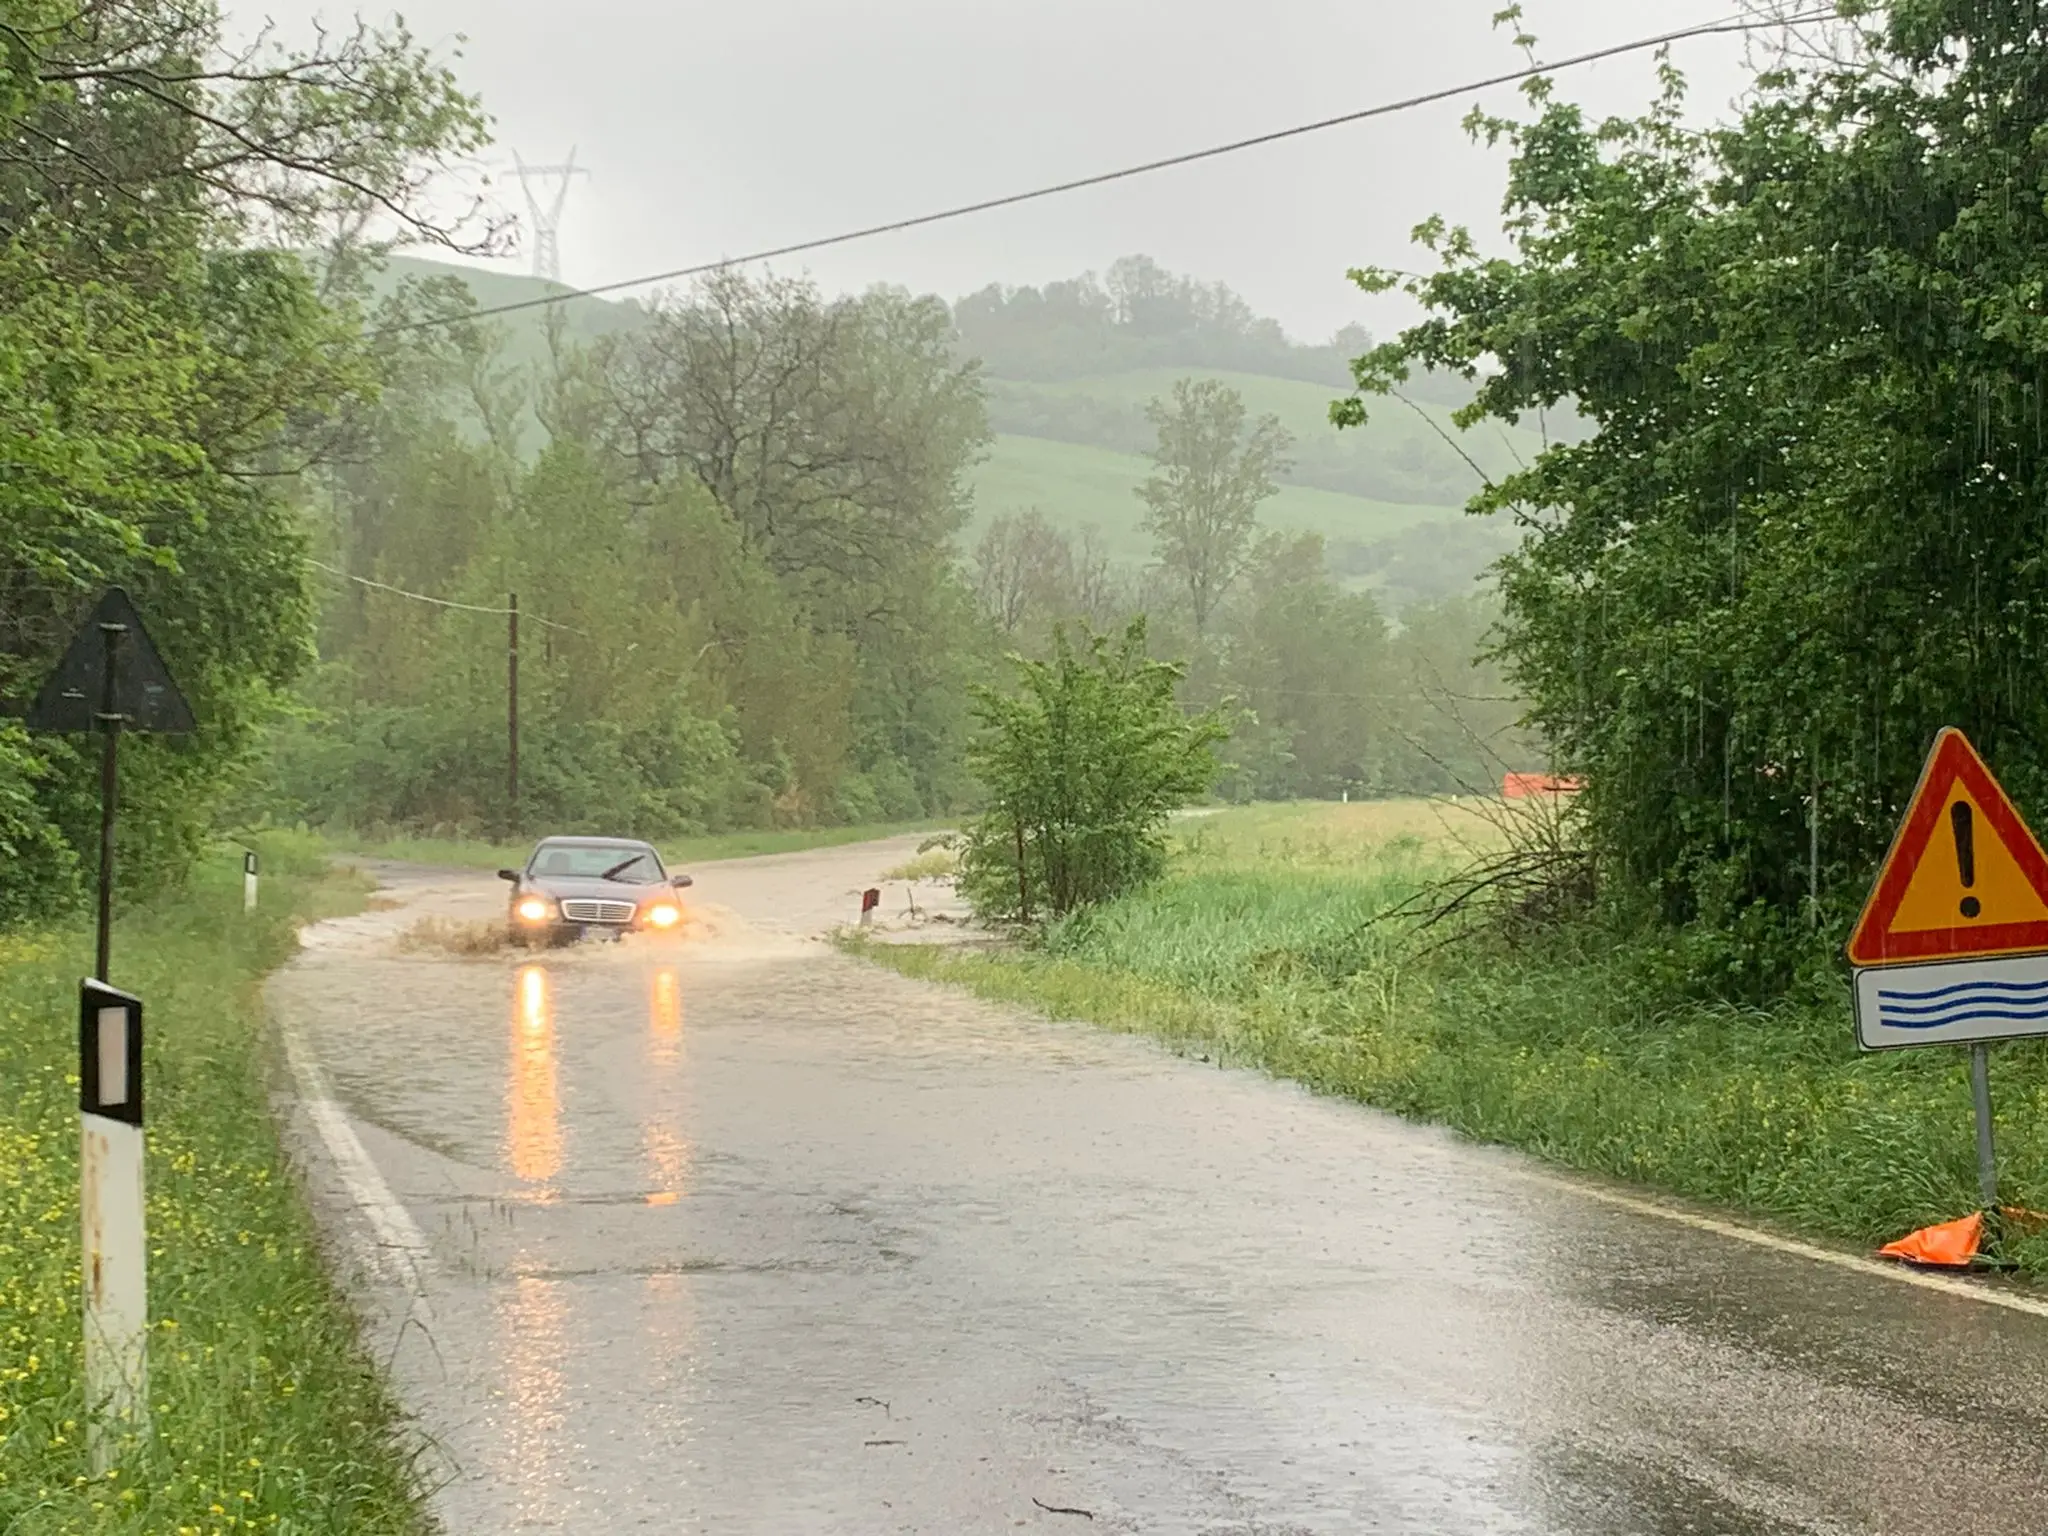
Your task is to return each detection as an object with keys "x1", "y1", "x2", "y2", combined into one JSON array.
[{"x1": 266, "y1": 839, "x2": 2048, "y2": 1534}]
